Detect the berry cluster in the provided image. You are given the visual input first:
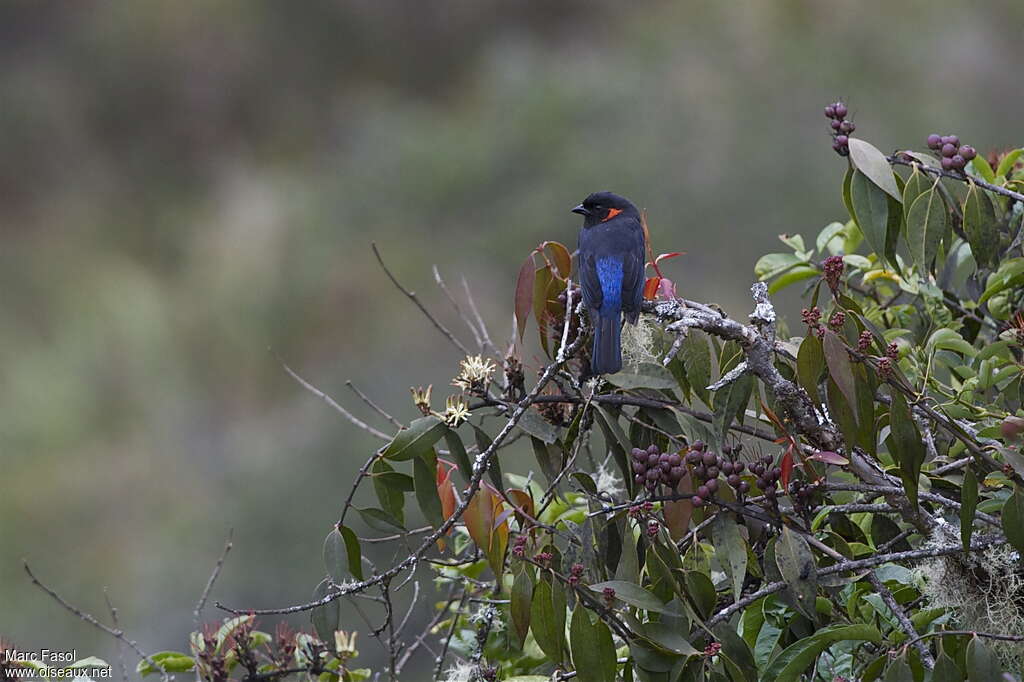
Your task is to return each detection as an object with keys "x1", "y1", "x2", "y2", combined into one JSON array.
[
  {"x1": 828, "y1": 310, "x2": 846, "y2": 331},
  {"x1": 822, "y1": 255, "x2": 844, "y2": 292},
  {"x1": 788, "y1": 479, "x2": 819, "y2": 515},
  {"x1": 857, "y1": 330, "x2": 873, "y2": 351},
  {"x1": 926, "y1": 133, "x2": 977, "y2": 172},
  {"x1": 631, "y1": 444, "x2": 685, "y2": 492},
  {"x1": 568, "y1": 562, "x2": 584, "y2": 586},
  {"x1": 824, "y1": 100, "x2": 855, "y2": 156},
  {"x1": 511, "y1": 535, "x2": 527, "y2": 558},
  {"x1": 685, "y1": 441, "x2": 749, "y2": 507},
  {"x1": 748, "y1": 454, "x2": 782, "y2": 501}
]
